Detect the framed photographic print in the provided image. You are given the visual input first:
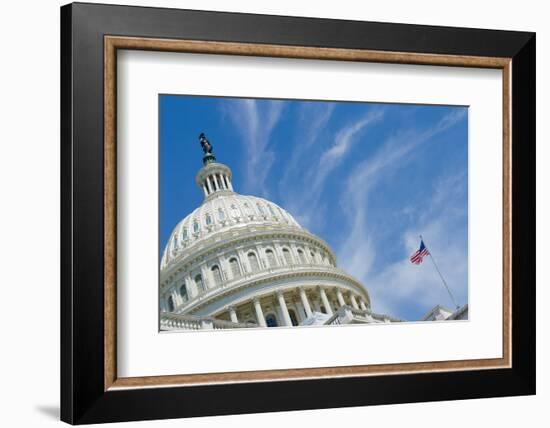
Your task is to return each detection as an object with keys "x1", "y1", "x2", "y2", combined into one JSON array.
[{"x1": 60, "y1": 2, "x2": 535, "y2": 424}]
